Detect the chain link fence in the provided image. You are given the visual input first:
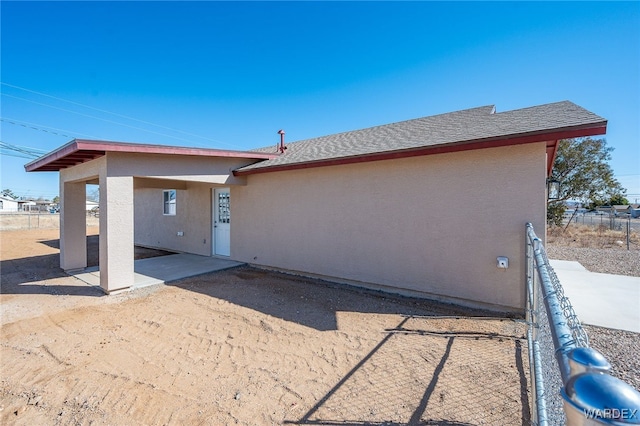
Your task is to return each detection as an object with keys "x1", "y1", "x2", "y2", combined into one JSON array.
[
  {"x1": 525, "y1": 223, "x2": 640, "y2": 425},
  {"x1": 563, "y1": 212, "x2": 640, "y2": 233},
  {"x1": 0, "y1": 212, "x2": 99, "y2": 230},
  {"x1": 290, "y1": 315, "x2": 529, "y2": 425}
]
